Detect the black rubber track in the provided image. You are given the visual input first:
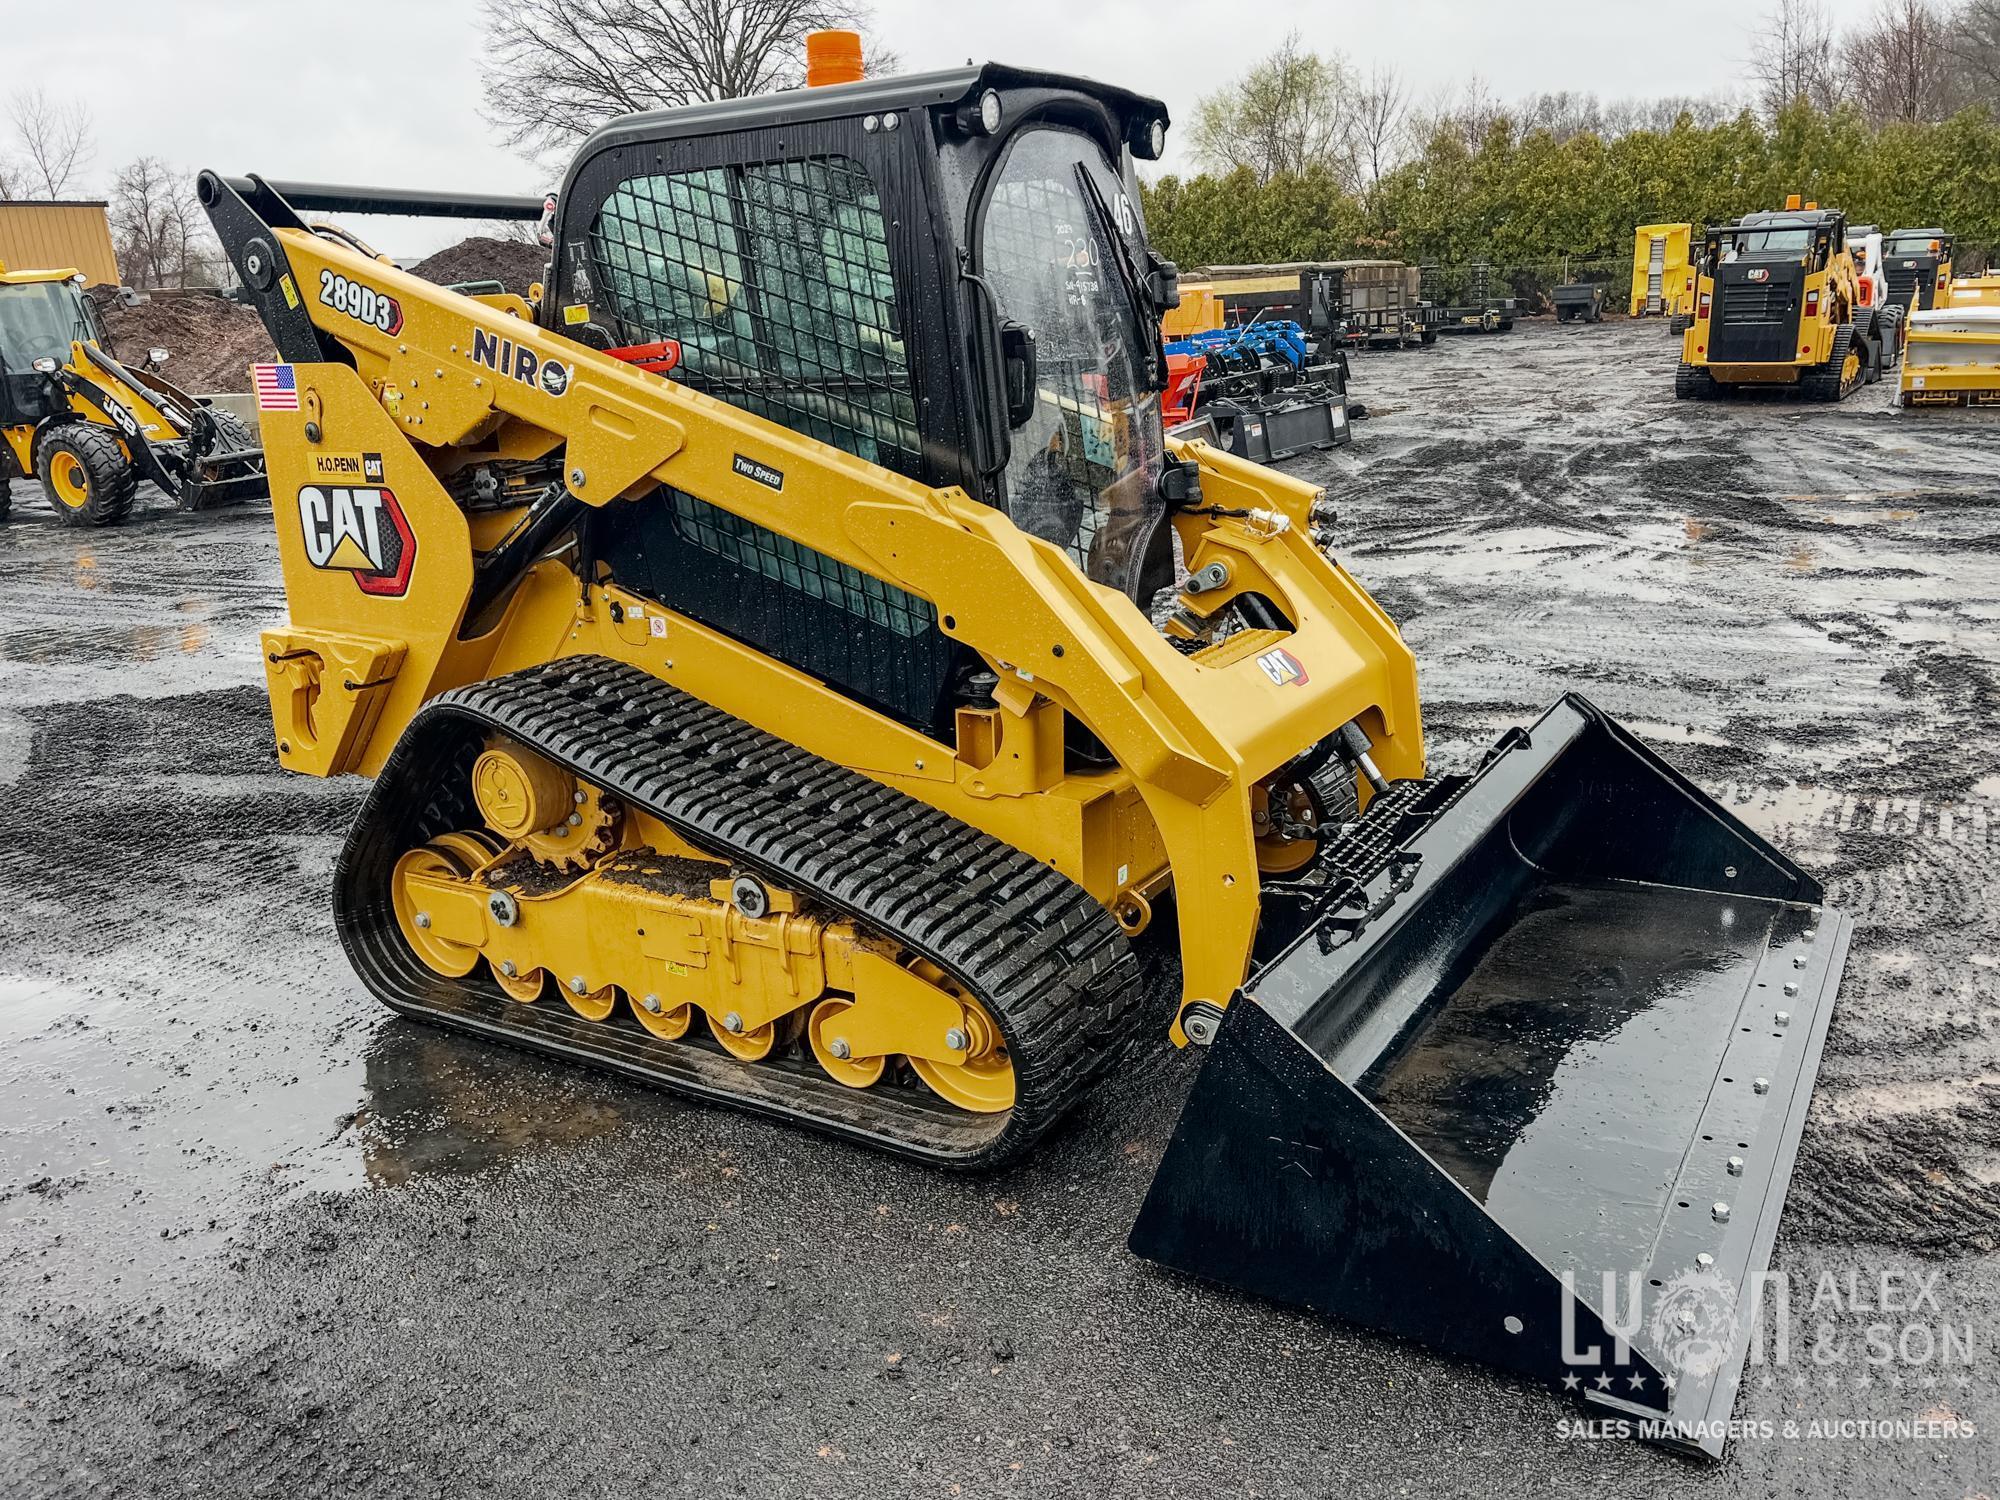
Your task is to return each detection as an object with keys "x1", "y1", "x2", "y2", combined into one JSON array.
[{"x1": 333, "y1": 656, "x2": 1143, "y2": 1169}]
